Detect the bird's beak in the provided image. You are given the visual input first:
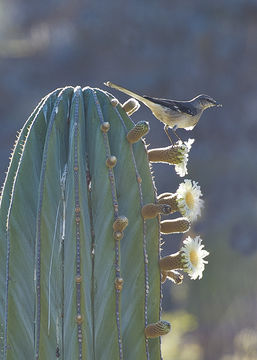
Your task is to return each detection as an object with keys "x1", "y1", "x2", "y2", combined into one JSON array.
[{"x1": 211, "y1": 100, "x2": 222, "y2": 108}]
